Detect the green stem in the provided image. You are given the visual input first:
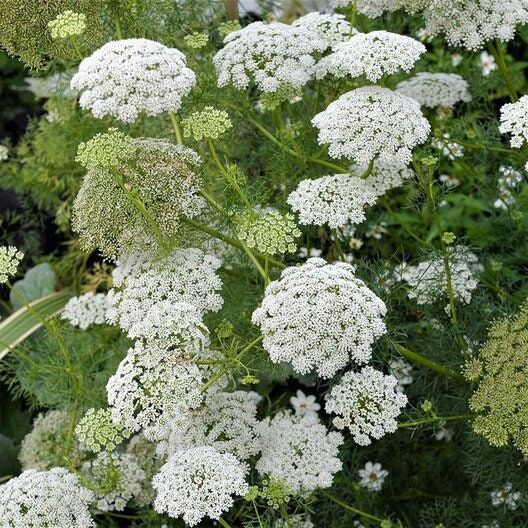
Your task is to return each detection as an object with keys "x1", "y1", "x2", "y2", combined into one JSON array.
[
  {"x1": 393, "y1": 343, "x2": 465, "y2": 382},
  {"x1": 309, "y1": 156, "x2": 349, "y2": 173},
  {"x1": 68, "y1": 36, "x2": 84, "y2": 60},
  {"x1": 449, "y1": 138, "x2": 513, "y2": 155},
  {"x1": 218, "y1": 518, "x2": 233, "y2": 528},
  {"x1": 398, "y1": 414, "x2": 472, "y2": 429},
  {"x1": 488, "y1": 40, "x2": 518, "y2": 102},
  {"x1": 332, "y1": 229, "x2": 346, "y2": 262},
  {"x1": 319, "y1": 491, "x2": 388, "y2": 525},
  {"x1": 169, "y1": 113, "x2": 183, "y2": 145},
  {"x1": 114, "y1": 17, "x2": 123, "y2": 39},
  {"x1": 360, "y1": 159, "x2": 375, "y2": 179}
]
